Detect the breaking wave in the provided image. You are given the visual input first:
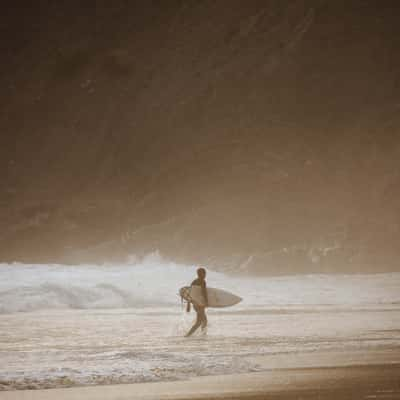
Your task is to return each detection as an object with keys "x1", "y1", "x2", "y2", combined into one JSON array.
[{"x1": 1, "y1": 252, "x2": 400, "y2": 313}]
